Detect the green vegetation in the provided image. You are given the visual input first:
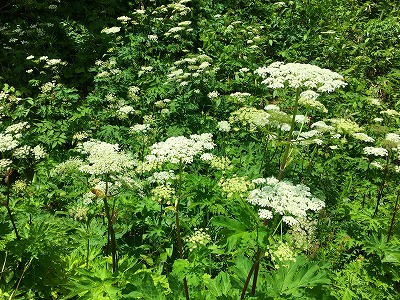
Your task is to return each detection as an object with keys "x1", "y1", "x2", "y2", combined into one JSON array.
[{"x1": 1, "y1": 0, "x2": 399, "y2": 299}]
